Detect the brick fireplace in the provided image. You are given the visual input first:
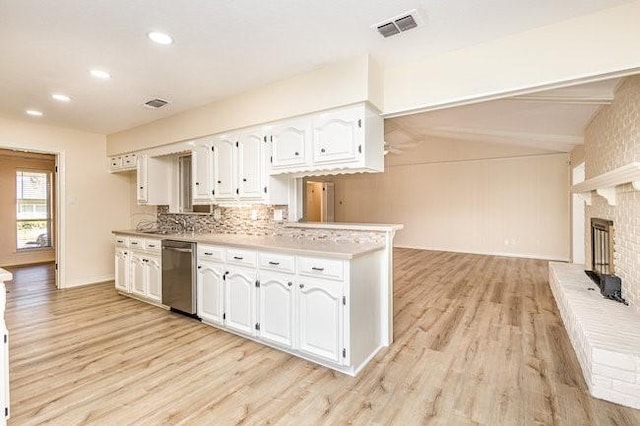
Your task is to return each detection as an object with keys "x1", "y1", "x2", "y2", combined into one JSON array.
[{"x1": 549, "y1": 76, "x2": 640, "y2": 409}]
